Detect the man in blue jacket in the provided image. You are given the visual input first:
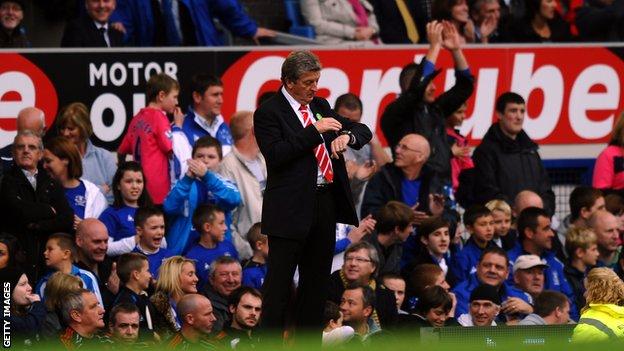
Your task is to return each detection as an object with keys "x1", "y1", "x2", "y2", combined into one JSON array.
[
  {"x1": 112, "y1": 0, "x2": 274, "y2": 46},
  {"x1": 453, "y1": 246, "x2": 533, "y2": 321},
  {"x1": 507, "y1": 206, "x2": 579, "y2": 320}
]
